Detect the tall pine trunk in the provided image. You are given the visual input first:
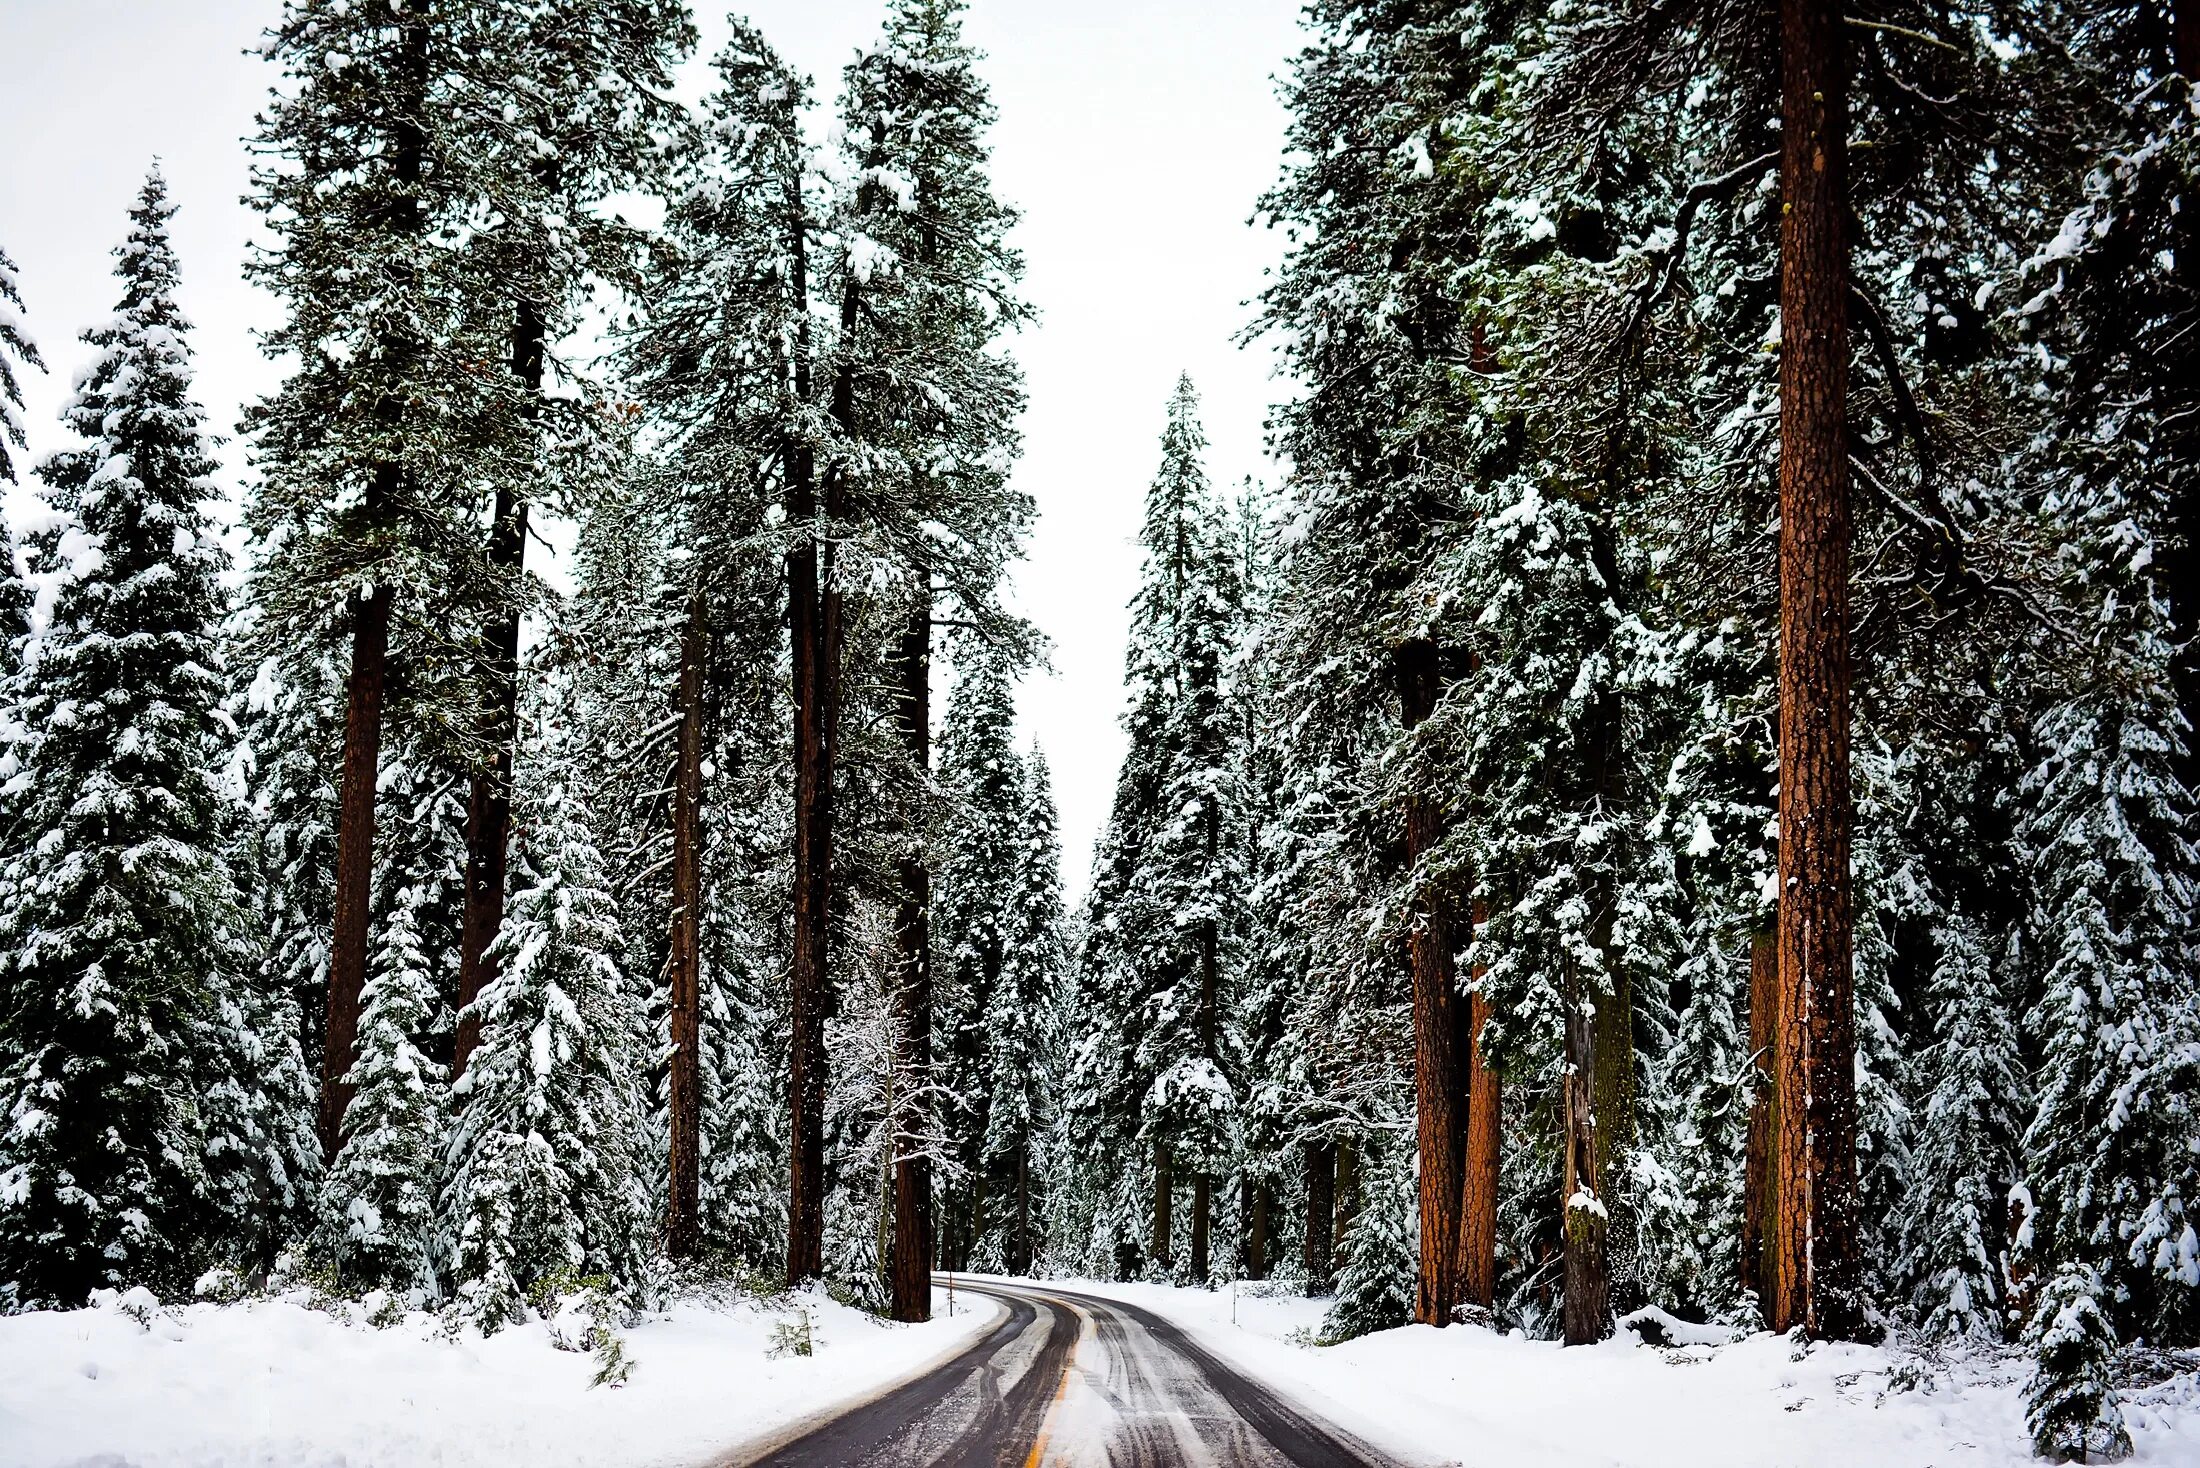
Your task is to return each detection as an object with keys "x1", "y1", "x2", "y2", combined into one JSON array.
[
  {"x1": 665, "y1": 588, "x2": 708, "y2": 1259},
  {"x1": 318, "y1": 20, "x2": 426, "y2": 1158},
  {"x1": 452, "y1": 299, "x2": 542, "y2": 1085},
  {"x1": 889, "y1": 591, "x2": 933, "y2": 1321},
  {"x1": 1398, "y1": 638, "x2": 1467, "y2": 1325},
  {"x1": 1773, "y1": 0, "x2": 1863, "y2": 1341},
  {"x1": 1303, "y1": 1140, "x2": 1335, "y2": 1292},
  {"x1": 1458, "y1": 982, "x2": 1500, "y2": 1309},
  {"x1": 320, "y1": 554, "x2": 393, "y2": 1159}
]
